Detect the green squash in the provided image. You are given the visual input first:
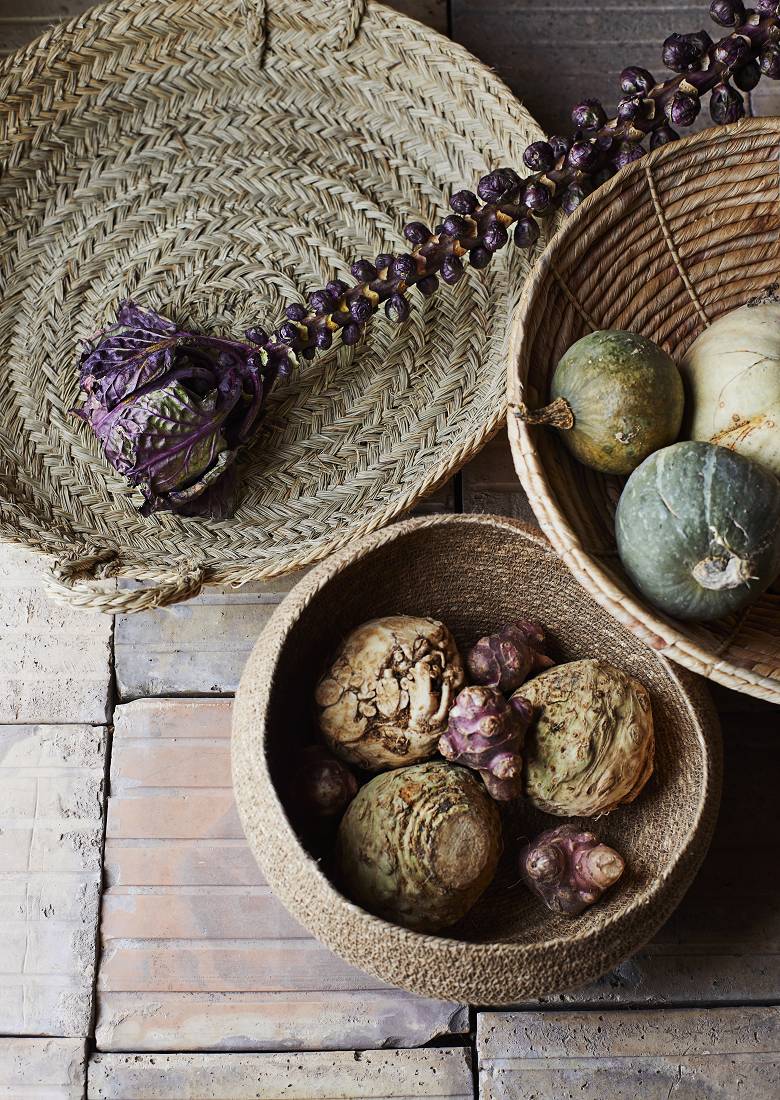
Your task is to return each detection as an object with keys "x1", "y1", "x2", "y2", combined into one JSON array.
[
  {"x1": 615, "y1": 441, "x2": 780, "y2": 621},
  {"x1": 520, "y1": 330, "x2": 684, "y2": 475}
]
